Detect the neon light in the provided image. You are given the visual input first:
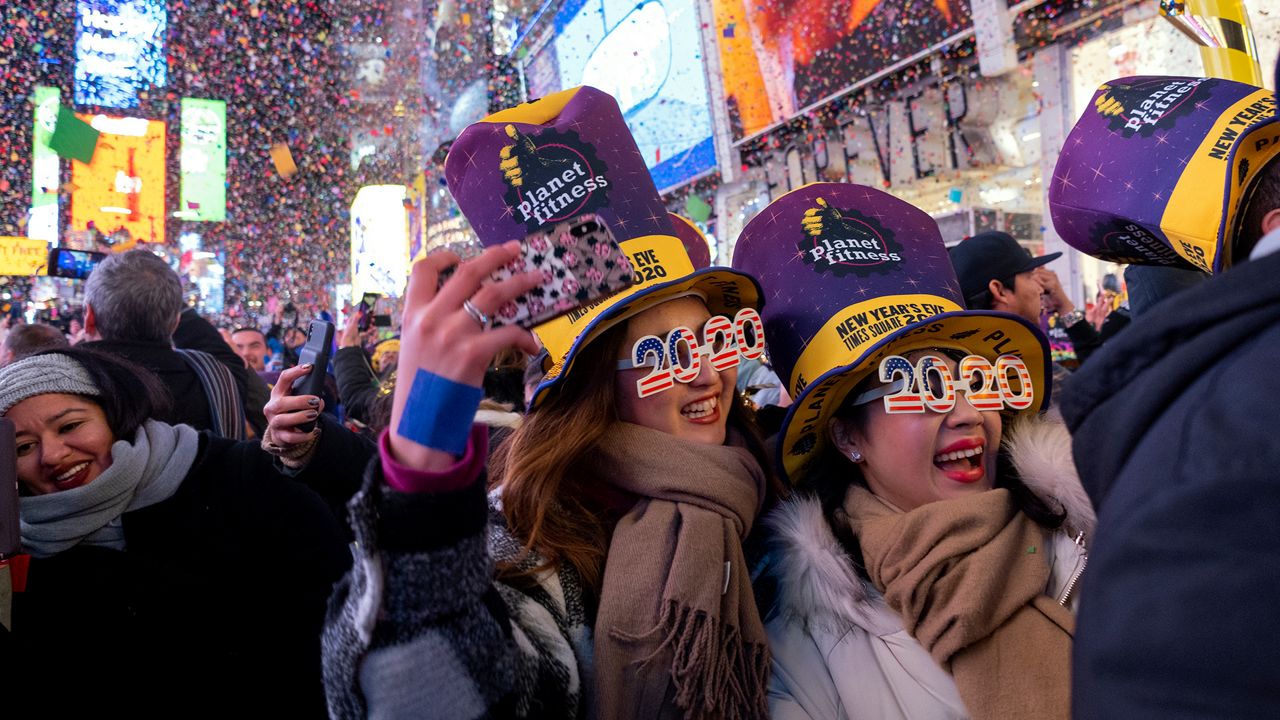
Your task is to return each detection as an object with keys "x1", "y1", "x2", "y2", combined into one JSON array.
[{"x1": 89, "y1": 115, "x2": 150, "y2": 136}]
